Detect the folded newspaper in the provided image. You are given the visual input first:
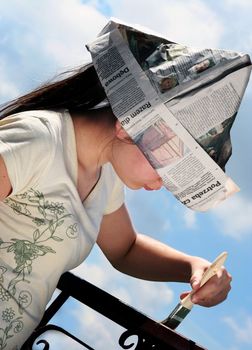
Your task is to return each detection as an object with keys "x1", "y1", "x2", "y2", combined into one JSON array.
[{"x1": 86, "y1": 19, "x2": 251, "y2": 211}]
